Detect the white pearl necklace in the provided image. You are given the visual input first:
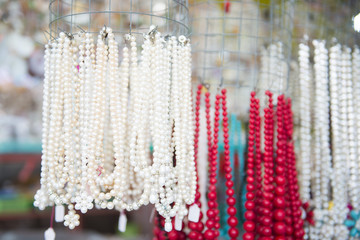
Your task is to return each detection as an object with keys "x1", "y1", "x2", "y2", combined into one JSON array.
[
  {"x1": 353, "y1": 47, "x2": 360, "y2": 206},
  {"x1": 311, "y1": 40, "x2": 332, "y2": 240},
  {"x1": 341, "y1": 46, "x2": 360, "y2": 212},
  {"x1": 329, "y1": 43, "x2": 349, "y2": 239},
  {"x1": 35, "y1": 27, "x2": 196, "y2": 231},
  {"x1": 298, "y1": 41, "x2": 312, "y2": 203},
  {"x1": 298, "y1": 40, "x2": 313, "y2": 239}
]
